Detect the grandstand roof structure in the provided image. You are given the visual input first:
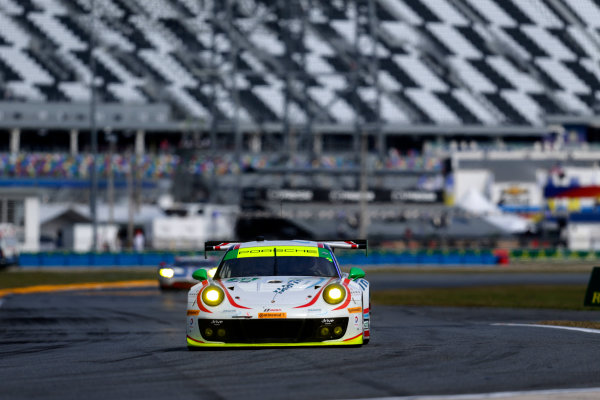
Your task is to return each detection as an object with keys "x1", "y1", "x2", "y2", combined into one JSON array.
[{"x1": 1, "y1": 0, "x2": 600, "y2": 151}]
